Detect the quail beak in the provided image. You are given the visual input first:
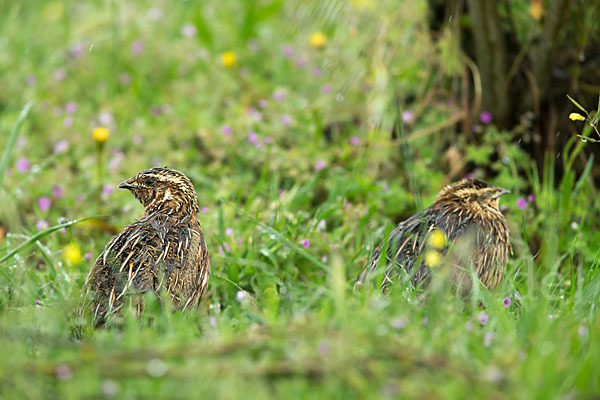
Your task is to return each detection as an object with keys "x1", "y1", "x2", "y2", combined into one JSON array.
[
  {"x1": 118, "y1": 178, "x2": 137, "y2": 190},
  {"x1": 499, "y1": 188, "x2": 511, "y2": 196}
]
